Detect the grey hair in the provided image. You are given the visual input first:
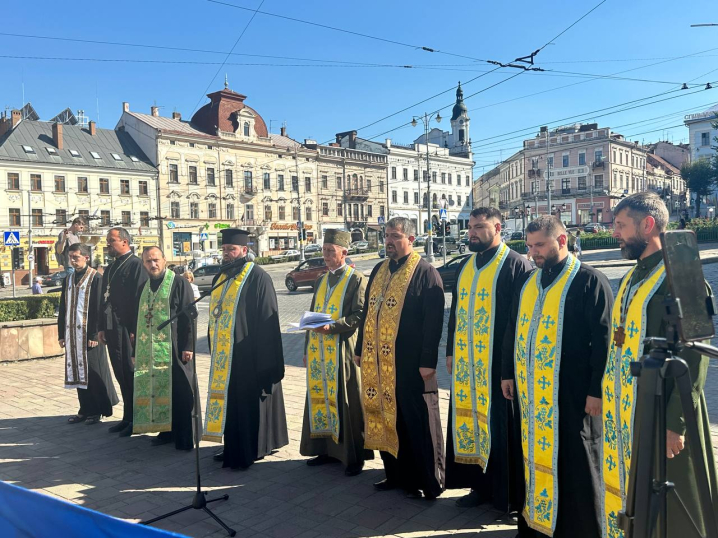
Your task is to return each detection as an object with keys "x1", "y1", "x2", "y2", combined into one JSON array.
[
  {"x1": 386, "y1": 216, "x2": 416, "y2": 237},
  {"x1": 526, "y1": 215, "x2": 566, "y2": 237},
  {"x1": 613, "y1": 192, "x2": 669, "y2": 232},
  {"x1": 109, "y1": 227, "x2": 132, "y2": 244}
]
